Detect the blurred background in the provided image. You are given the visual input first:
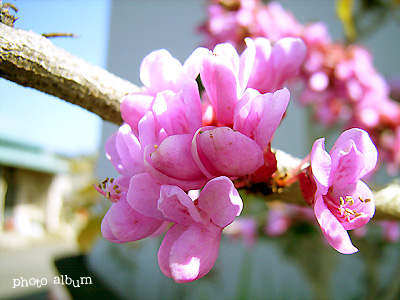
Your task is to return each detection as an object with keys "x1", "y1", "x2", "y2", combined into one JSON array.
[{"x1": 0, "y1": 1, "x2": 399, "y2": 299}]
